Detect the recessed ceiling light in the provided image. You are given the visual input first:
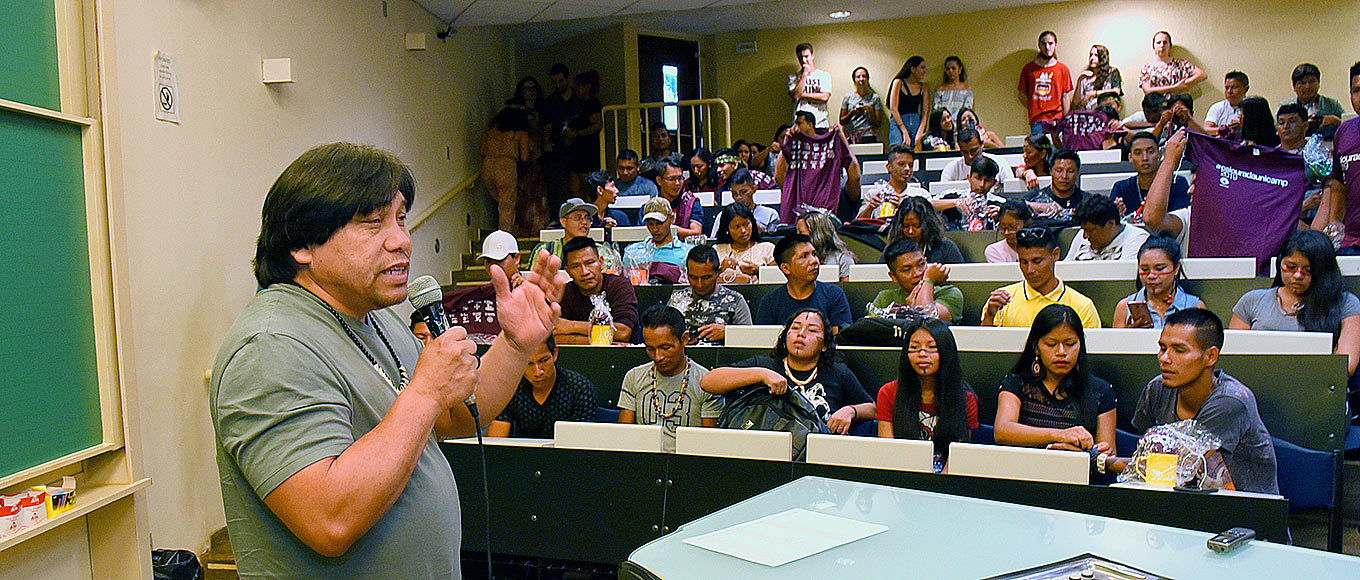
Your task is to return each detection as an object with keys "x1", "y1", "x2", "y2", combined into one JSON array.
[{"x1": 829, "y1": 10, "x2": 851, "y2": 18}]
